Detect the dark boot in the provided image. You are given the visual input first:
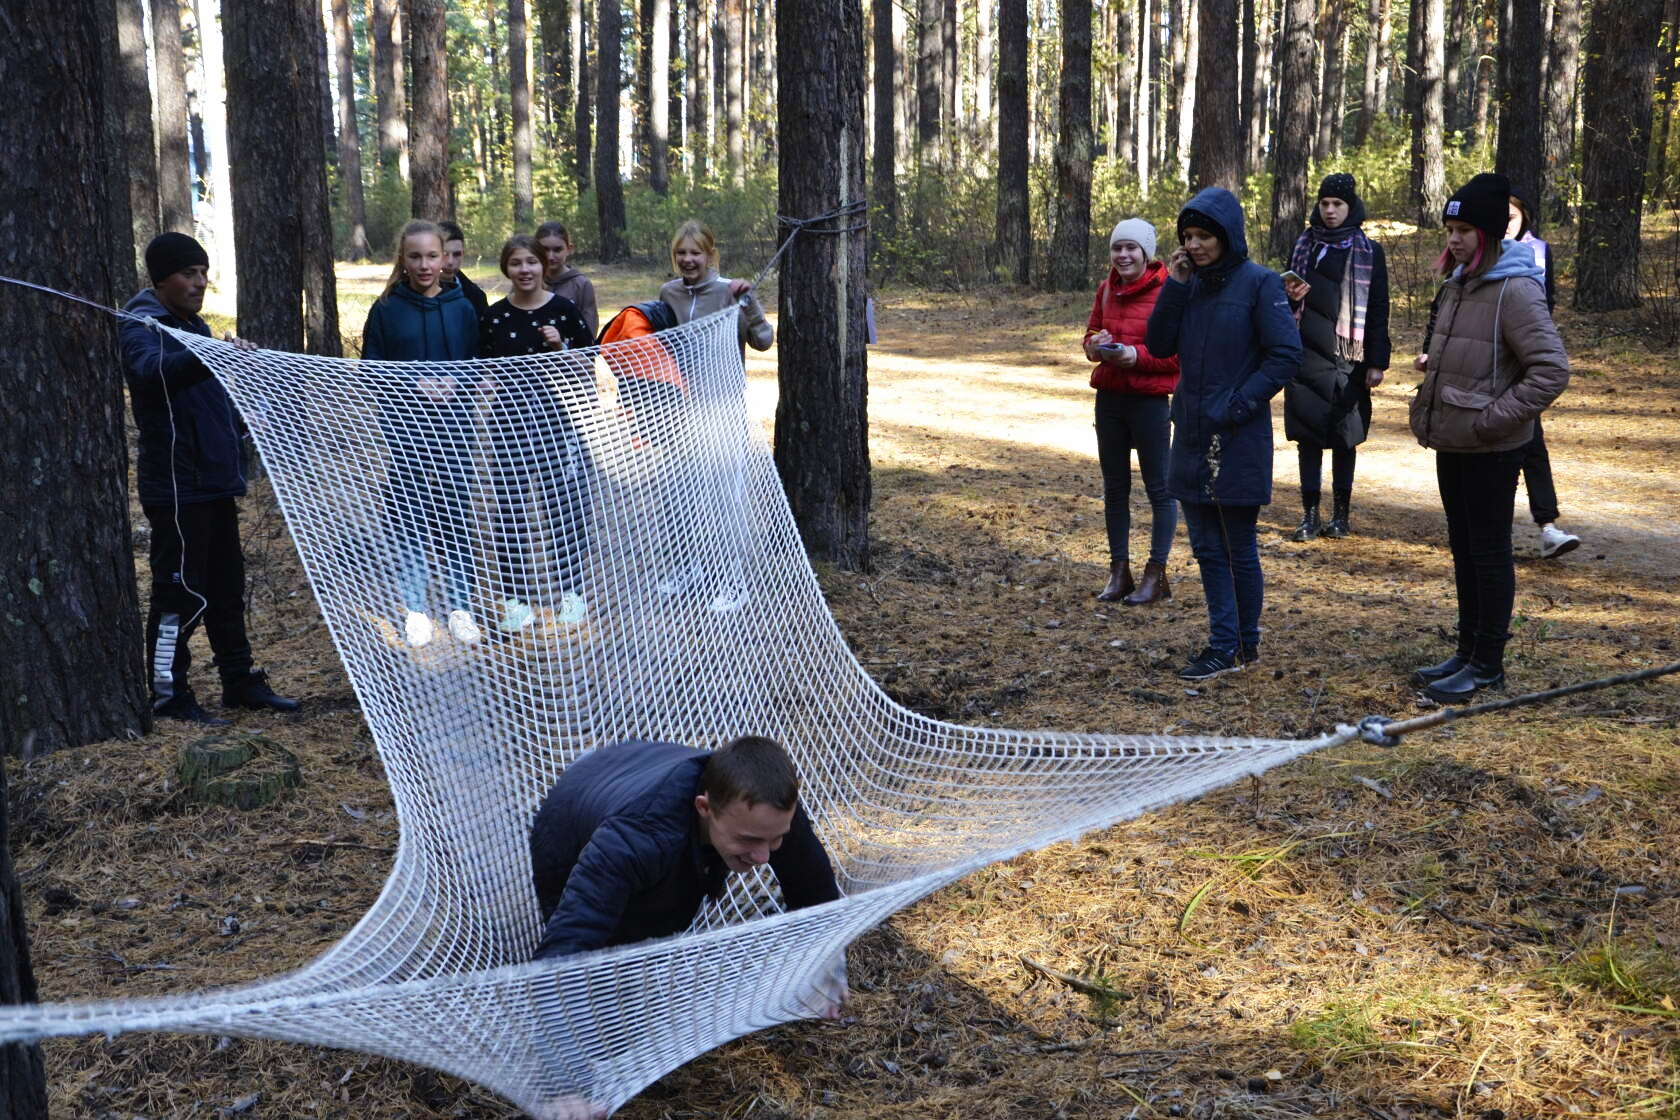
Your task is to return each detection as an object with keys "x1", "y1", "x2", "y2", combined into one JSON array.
[
  {"x1": 1321, "y1": 491, "x2": 1351, "y2": 539},
  {"x1": 1289, "y1": 495, "x2": 1322, "y2": 542},
  {"x1": 1122, "y1": 561, "x2": 1171, "y2": 606},
  {"x1": 1423, "y1": 659, "x2": 1506, "y2": 704},
  {"x1": 1096, "y1": 561, "x2": 1135, "y2": 602},
  {"x1": 155, "y1": 695, "x2": 231, "y2": 726},
  {"x1": 1413, "y1": 653, "x2": 1472, "y2": 686},
  {"x1": 221, "y1": 669, "x2": 302, "y2": 713}
]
